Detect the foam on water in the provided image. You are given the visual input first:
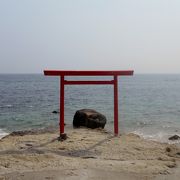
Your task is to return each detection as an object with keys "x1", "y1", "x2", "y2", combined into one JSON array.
[
  {"x1": 0, "y1": 129, "x2": 9, "y2": 139},
  {"x1": 0, "y1": 104, "x2": 13, "y2": 108},
  {"x1": 133, "y1": 130, "x2": 180, "y2": 144}
]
